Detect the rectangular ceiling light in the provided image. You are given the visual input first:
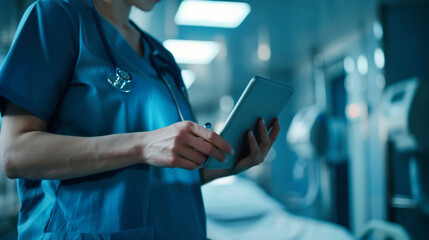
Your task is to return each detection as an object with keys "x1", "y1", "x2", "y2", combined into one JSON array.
[
  {"x1": 163, "y1": 39, "x2": 221, "y2": 65},
  {"x1": 174, "y1": 0, "x2": 251, "y2": 28}
]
